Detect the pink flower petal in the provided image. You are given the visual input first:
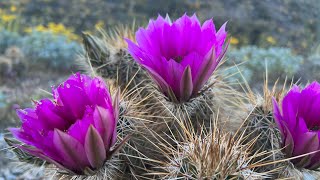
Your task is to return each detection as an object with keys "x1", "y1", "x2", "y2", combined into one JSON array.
[
  {"x1": 53, "y1": 129, "x2": 89, "y2": 172},
  {"x1": 93, "y1": 106, "x2": 116, "y2": 149},
  {"x1": 85, "y1": 125, "x2": 106, "y2": 168}
]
